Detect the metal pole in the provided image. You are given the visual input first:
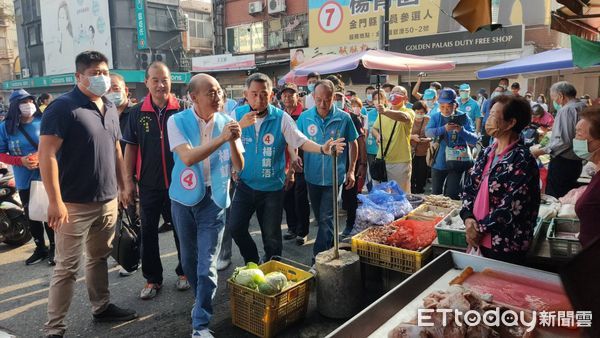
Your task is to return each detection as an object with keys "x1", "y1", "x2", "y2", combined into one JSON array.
[
  {"x1": 332, "y1": 145, "x2": 339, "y2": 260},
  {"x1": 384, "y1": 0, "x2": 390, "y2": 51}
]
